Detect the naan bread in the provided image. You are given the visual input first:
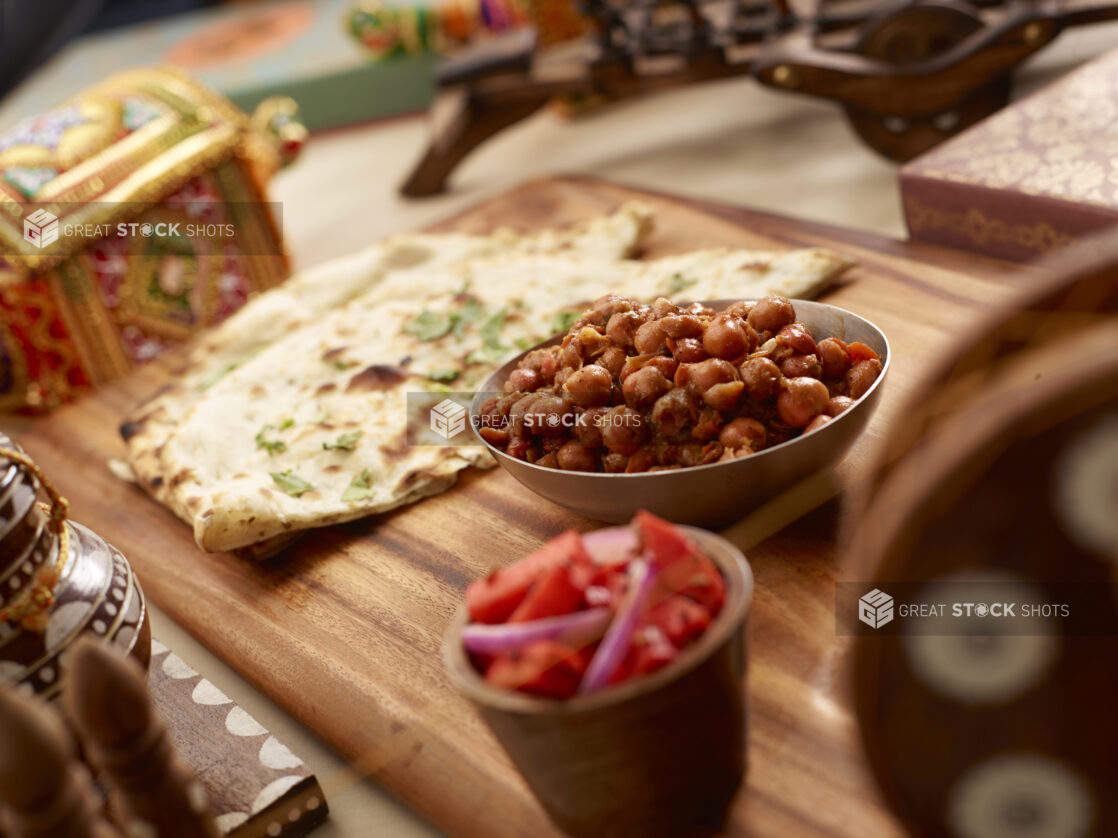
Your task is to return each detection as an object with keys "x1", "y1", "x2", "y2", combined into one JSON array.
[
  {"x1": 122, "y1": 203, "x2": 653, "y2": 507},
  {"x1": 137, "y1": 240, "x2": 854, "y2": 552}
]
